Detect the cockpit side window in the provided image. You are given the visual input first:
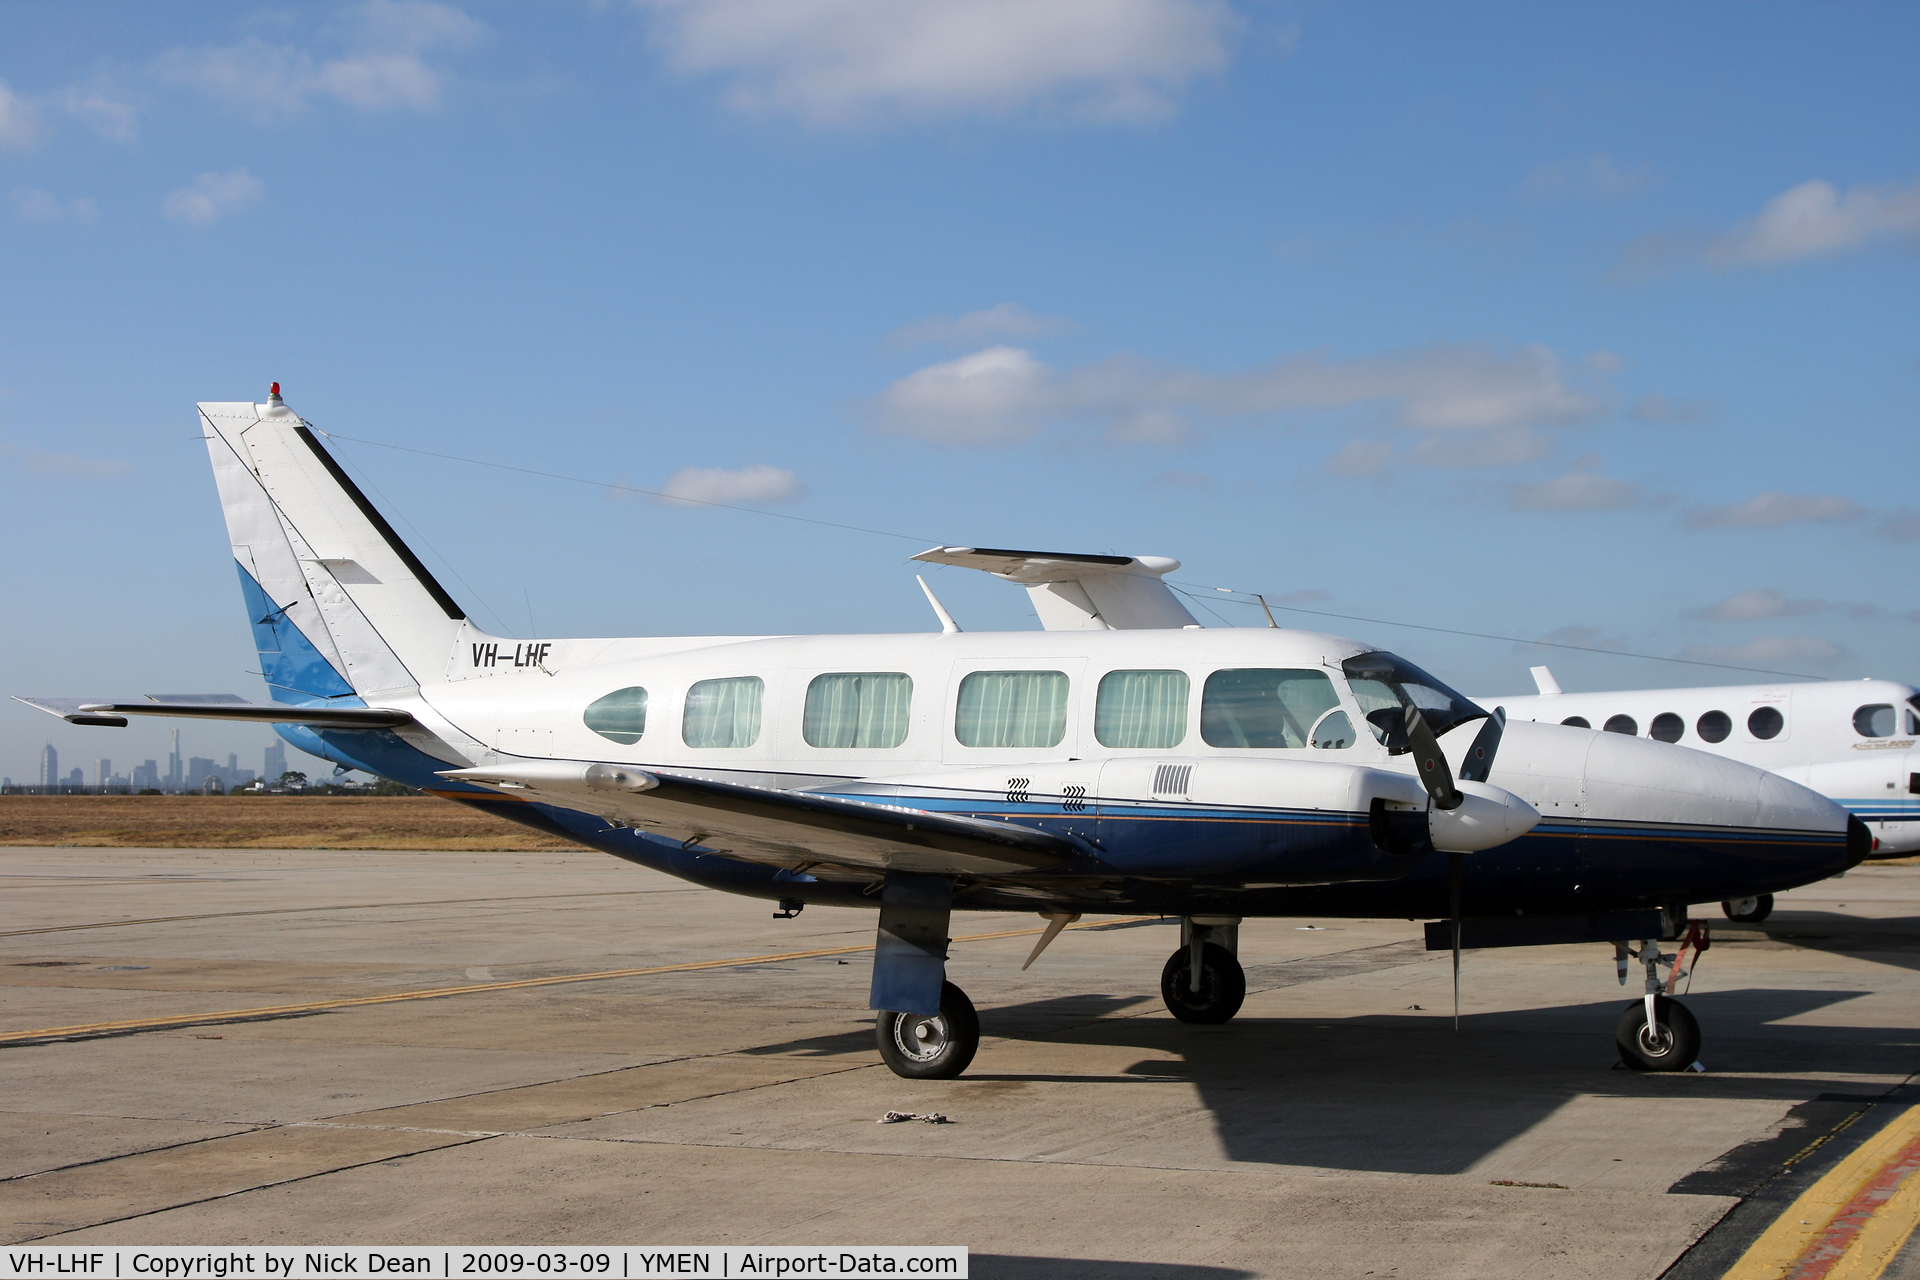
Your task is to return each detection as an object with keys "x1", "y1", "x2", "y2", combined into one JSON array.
[
  {"x1": 1854, "y1": 704, "x2": 1896, "y2": 738},
  {"x1": 1908, "y1": 697, "x2": 1920, "y2": 736},
  {"x1": 1341, "y1": 652, "x2": 1486, "y2": 752}
]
